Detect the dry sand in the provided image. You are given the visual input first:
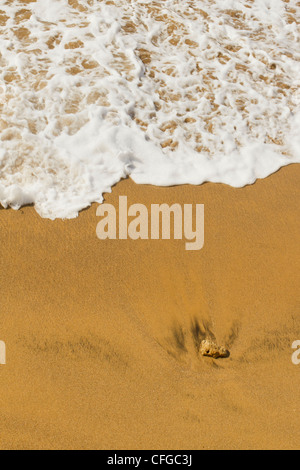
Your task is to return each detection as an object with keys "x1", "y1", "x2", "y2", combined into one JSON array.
[{"x1": 0, "y1": 164, "x2": 299, "y2": 450}]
